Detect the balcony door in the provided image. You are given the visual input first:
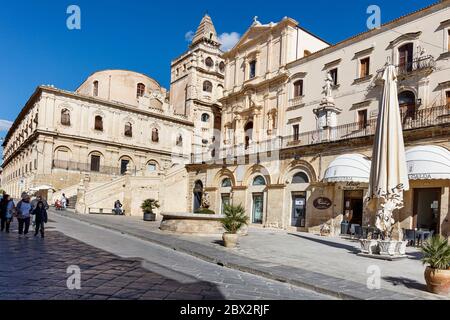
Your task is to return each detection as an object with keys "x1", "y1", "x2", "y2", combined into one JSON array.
[
  {"x1": 398, "y1": 43, "x2": 413, "y2": 74},
  {"x1": 398, "y1": 91, "x2": 416, "y2": 122}
]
